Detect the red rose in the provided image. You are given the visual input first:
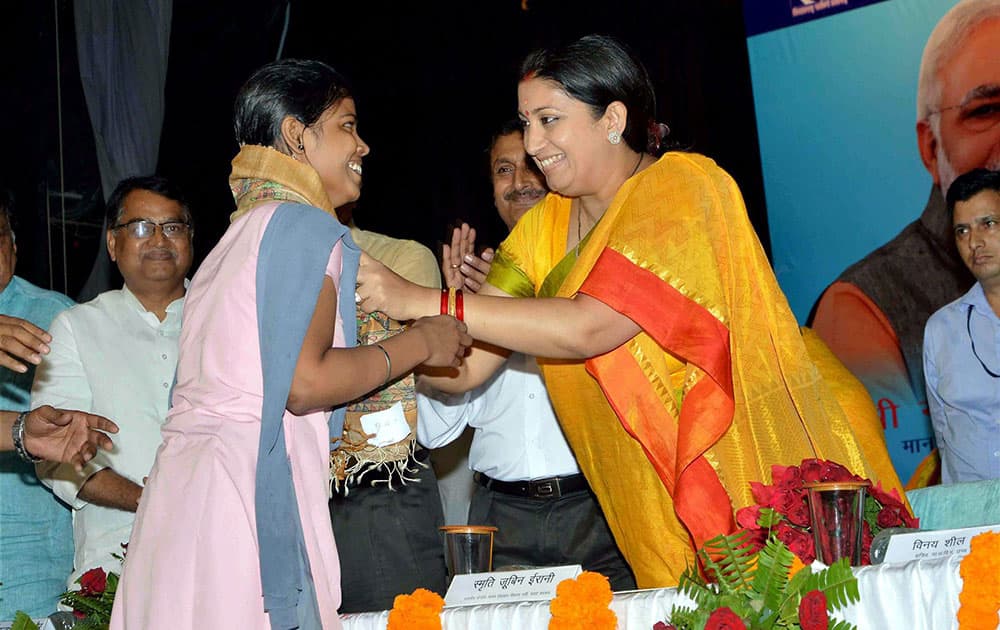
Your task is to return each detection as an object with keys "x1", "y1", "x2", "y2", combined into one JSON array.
[
  {"x1": 800, "y1": 459, "x2": 824, "y2": 483},
  {"x1": 861, "y1": 521, "x2": 874, "y2": 565},
  {"x1": 869, "y1": 482, "x2": 920, "y2": 529},
  {"x1": 877, "y1": 506, "x2": 901, "y2": 529},
  {"x1": 749, "y1": 481, "x2": 775, "y2": 505},
  {"x1": 705, "y1": 607, "x2": 748, "y2": 630},
  {"x1": 736, "y1": 504, "x2": 763, "y2": 529},
  {"x1": 78, "y1": 567, "x2": 107, "y2": 595},
  {"x1": 784, "y1": 495, "x2": 811, "y2": 527},
  {"x1": 798, "y1": 589, "x2": 829, "y2": 630},
  {"x1": 775, "y1": 464, "x2": 802, "y2": 491},
  {"x1": 653, "y1": 623, "x2": 676, "y2": 630},
  {"x1": 869, "y1": 482, "x2": 904, "y2": 509}
]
